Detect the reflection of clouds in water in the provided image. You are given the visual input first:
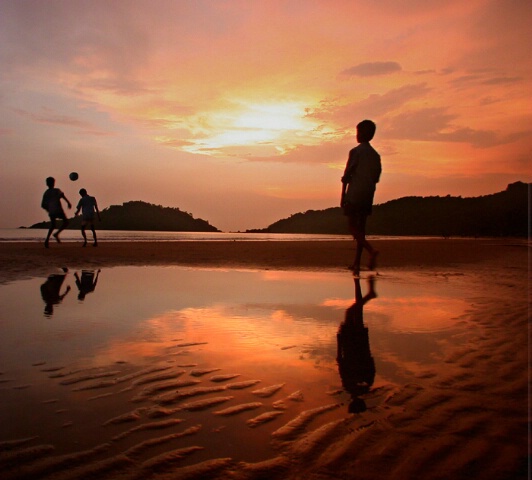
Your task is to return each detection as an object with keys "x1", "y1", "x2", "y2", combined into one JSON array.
[
  {"x1": 324, "y1": 295, "x2": 466, "y2": 333},
  {"x1": 260, "y1": 270, "x2": 338, "y2": 282},
  {"x1": 94, "y1": 302, "x2": 340, "y2": 377},
  {"x1": 371, "y1": 296, "x2": 468, "y2": 332},
  {"x1": 5, "y1": 266, "x2": 472, "y2": 388},
  {"x1": 368, "y1": 273, "x2": 470, "y2": 333},
  {"x1": 91, "y1": 271, "x2": 468, "y2": 385},
  {"x1": 321, "y1": 298, "x2": 352, "y2": 309}
]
